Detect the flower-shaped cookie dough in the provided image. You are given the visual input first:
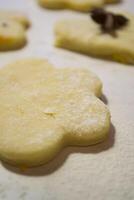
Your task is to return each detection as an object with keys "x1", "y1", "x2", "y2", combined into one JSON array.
[
  {"x1": 38, "y1": 0, "x2": 120, "y2": 12},
  {"x1": 0, "y1": 59, "x2": 110, "y2": 167},
  {"x1": 0, "y1": 10, "x2": 29, "y2": 51}
]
